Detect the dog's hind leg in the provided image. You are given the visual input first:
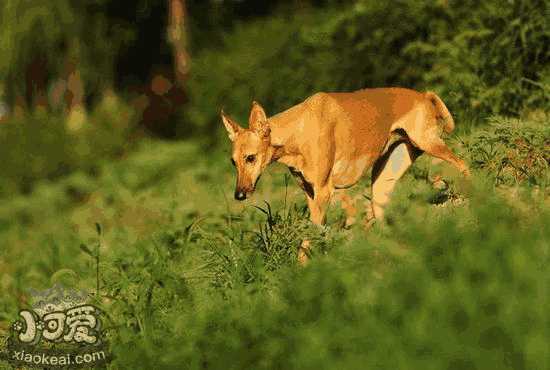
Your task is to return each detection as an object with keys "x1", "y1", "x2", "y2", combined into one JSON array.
[
  {"x1": 402, "y1": 100, "x2": 470, "y2": 177},
  {"x1": 371, "y1": 141, "x2": 421, "y2": 220},
  {"x1": 415, "y1": 136, "x2": 470, "y2": 177},
  {"x1": 333, "y1": 190, "x2": 357, "y2": 228}
]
